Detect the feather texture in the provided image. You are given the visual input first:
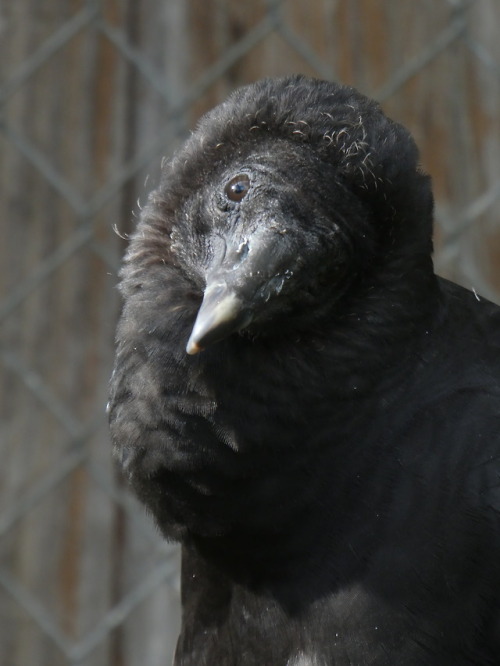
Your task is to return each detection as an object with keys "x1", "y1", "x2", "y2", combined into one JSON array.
[{"x1": 109, "y1": 76, "x2": 500, "y2": 665}]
